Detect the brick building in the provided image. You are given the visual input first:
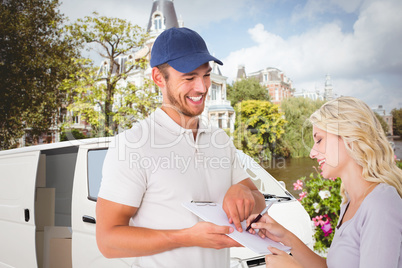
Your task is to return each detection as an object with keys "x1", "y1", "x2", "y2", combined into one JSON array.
[{"x1": 236, "y1": 65, "x2": 294, "y2": 105}]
